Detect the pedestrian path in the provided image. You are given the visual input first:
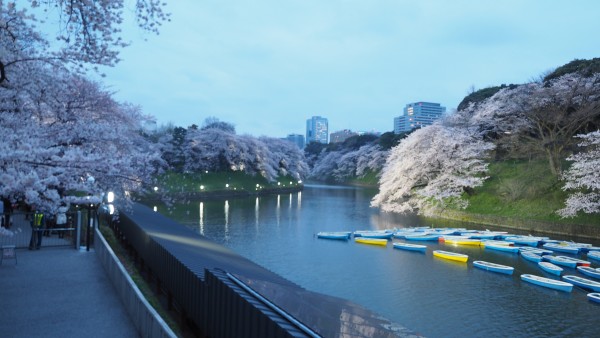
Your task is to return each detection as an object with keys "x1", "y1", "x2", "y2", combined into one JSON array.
[{"x1": 0, "y1": 247, "x2": 138, "y2": 338}]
